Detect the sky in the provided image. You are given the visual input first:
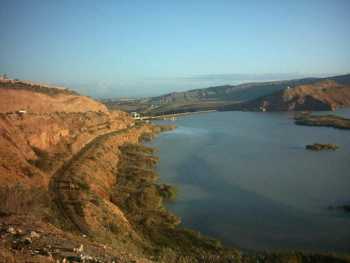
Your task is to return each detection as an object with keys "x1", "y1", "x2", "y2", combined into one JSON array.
[{"x1": 1, "y1": 0, "x2": 349, "y2": 98}]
